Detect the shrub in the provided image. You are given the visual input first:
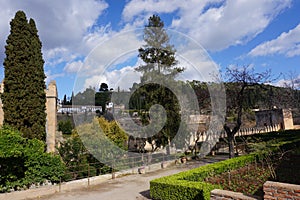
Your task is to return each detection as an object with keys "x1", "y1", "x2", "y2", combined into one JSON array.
[
  {"x1": 0, "y1": 126, "x2": 65, "y2": 192},
  {"x1": 58, "y1": 120, "x2": 73, "y2": 134}
]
